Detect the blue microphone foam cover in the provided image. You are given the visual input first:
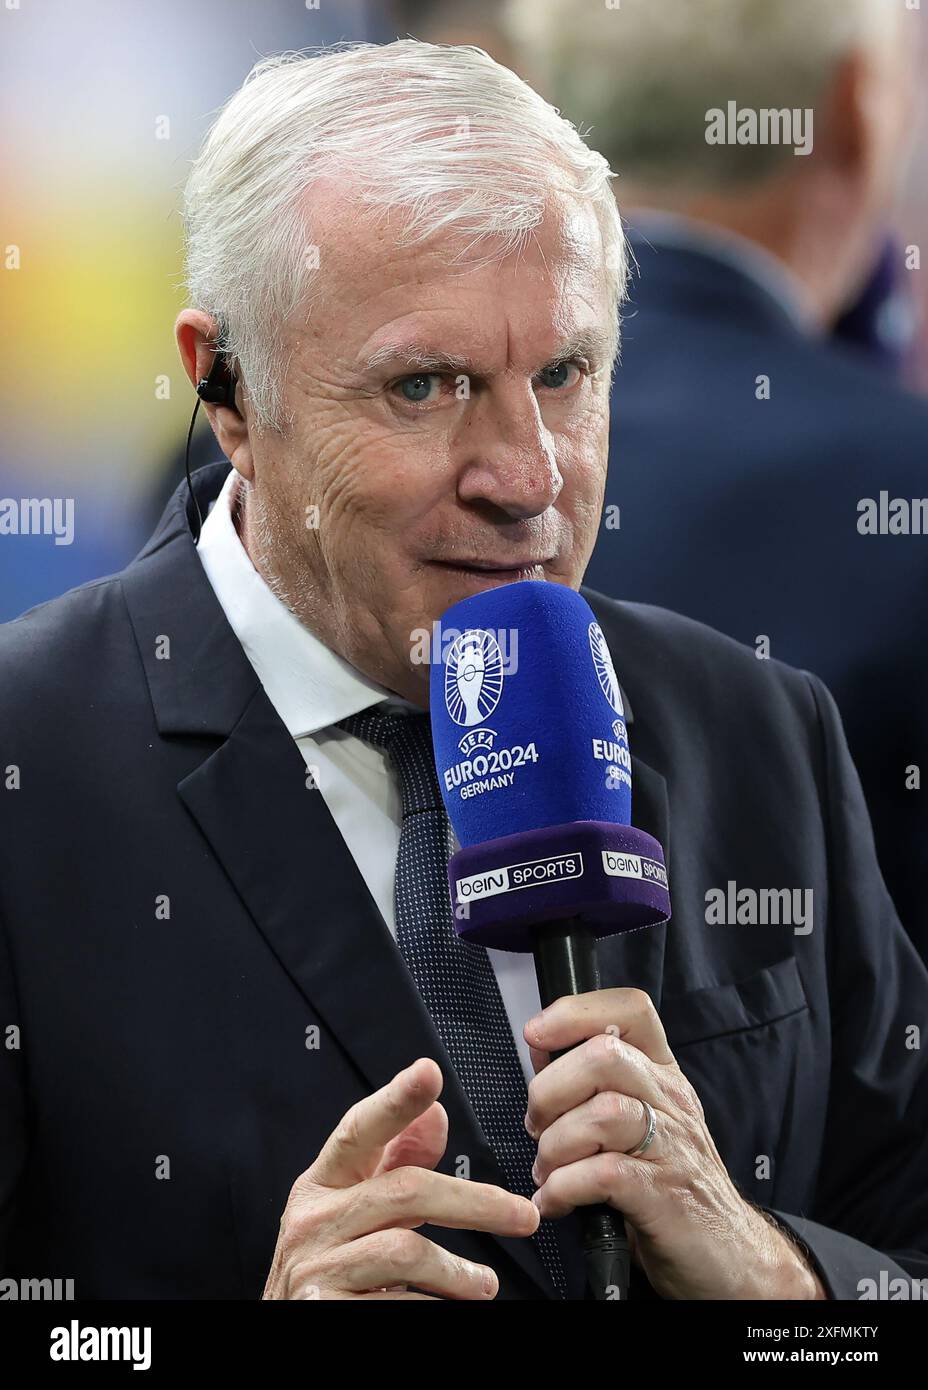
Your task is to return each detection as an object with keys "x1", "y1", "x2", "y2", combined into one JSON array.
[{"x1": 429, "y1": 580, "x2": 633, "y2": 846}]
